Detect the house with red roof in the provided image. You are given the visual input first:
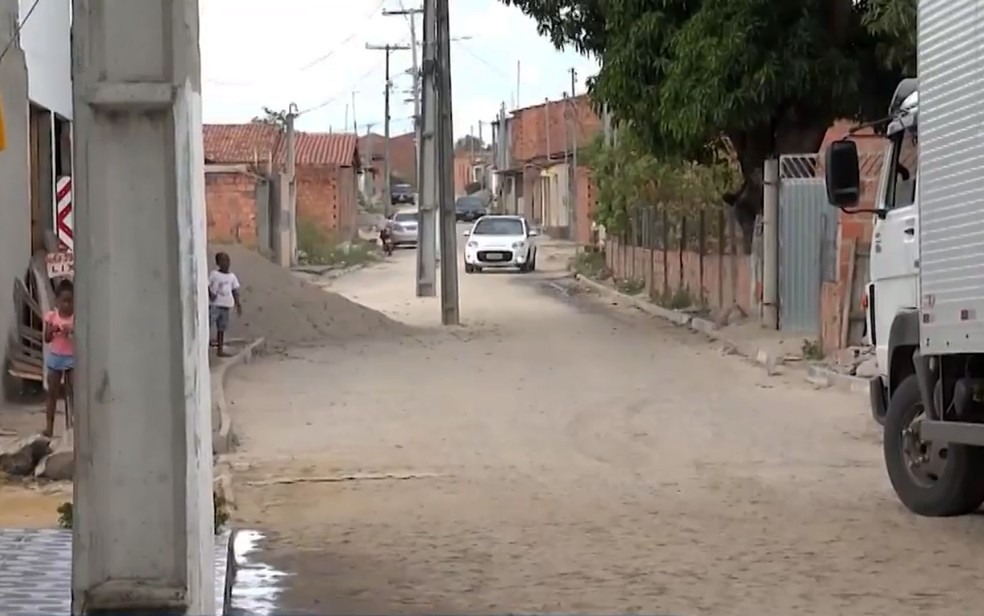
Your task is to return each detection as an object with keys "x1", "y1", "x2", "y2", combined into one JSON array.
[{"x1": 202, "y1": 123, "x2": 361, "y2": 248}]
